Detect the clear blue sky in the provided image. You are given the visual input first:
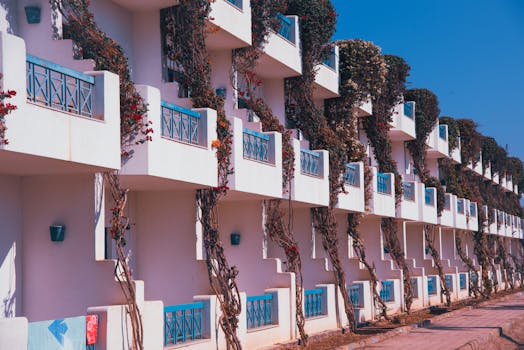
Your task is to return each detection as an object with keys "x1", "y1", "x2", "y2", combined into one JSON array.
[{"x1": 332, "y1": 0, "x2": 524, "y2": 161}]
